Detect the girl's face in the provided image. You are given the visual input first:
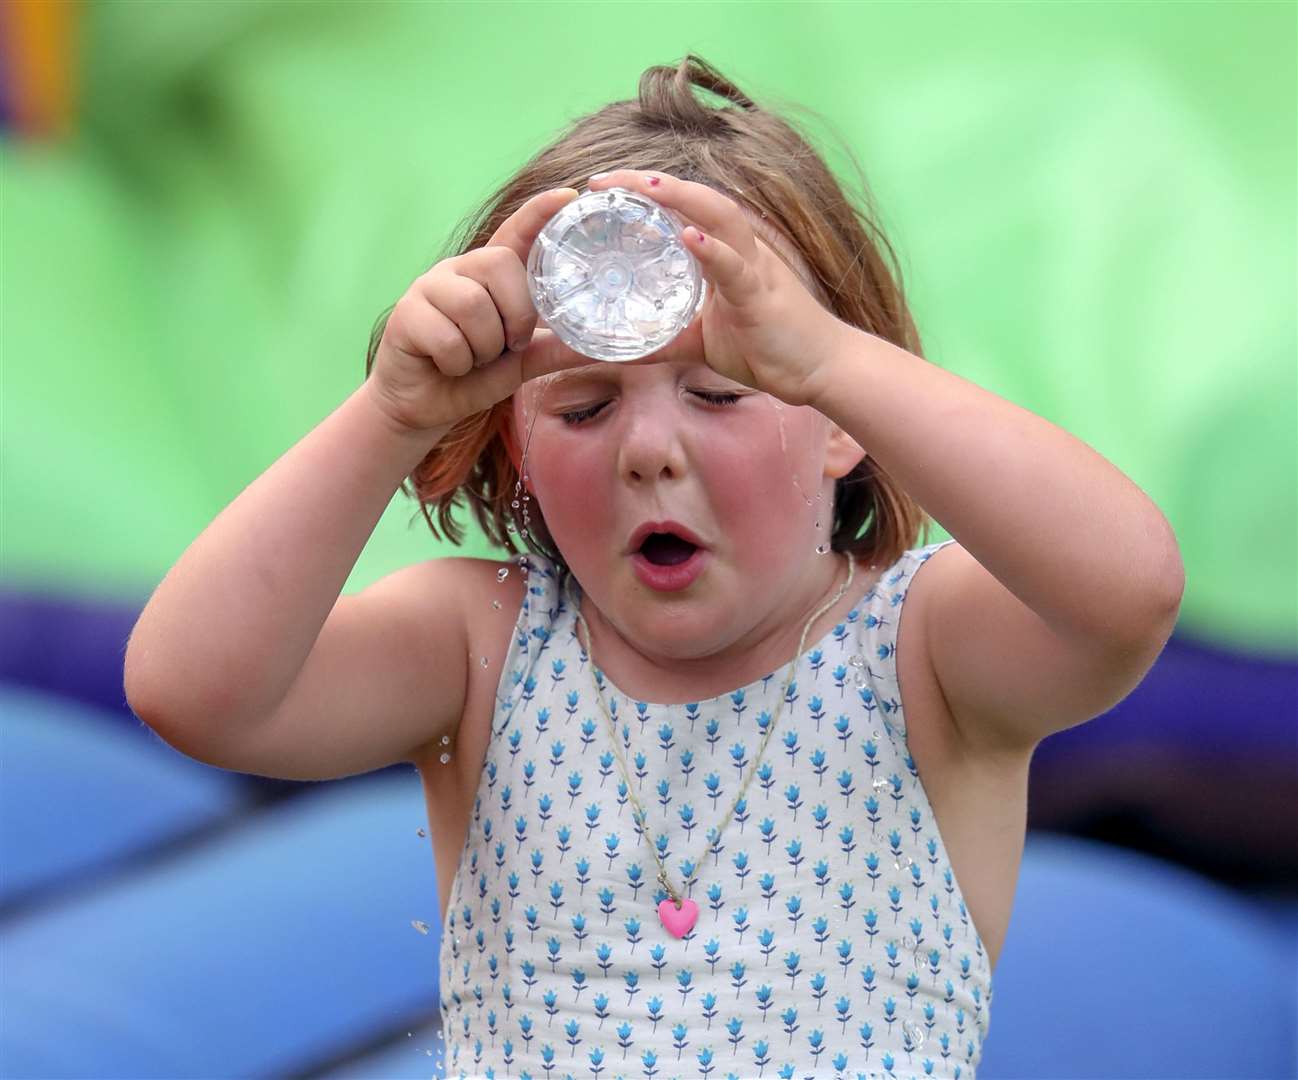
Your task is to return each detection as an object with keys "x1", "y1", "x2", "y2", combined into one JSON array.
[{"x1": 508, "y1": 216, "x2": 865, "y2": 670}]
